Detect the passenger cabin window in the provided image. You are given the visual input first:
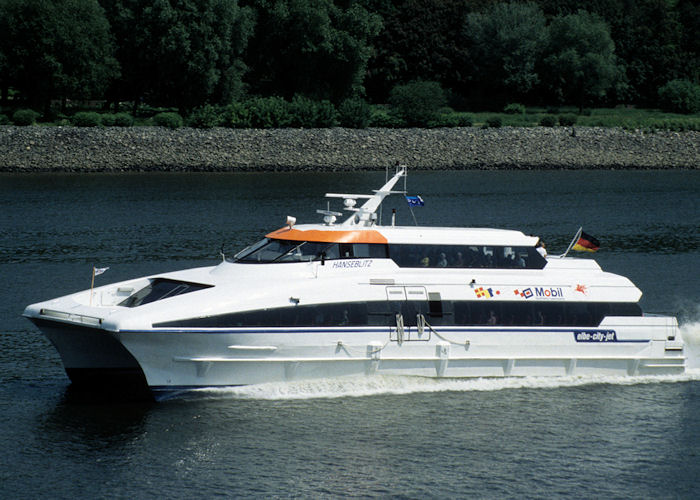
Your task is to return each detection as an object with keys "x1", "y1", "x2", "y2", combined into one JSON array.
[
  {"x1": 388, "y1": 244, "x2": 546, "y2": 269},
  {"x1": 155, "y1": 300, "x2": 642, "y2": 328},
  {"x1": 232, "y1": 239, "x2": 545, "y2": 269}
]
